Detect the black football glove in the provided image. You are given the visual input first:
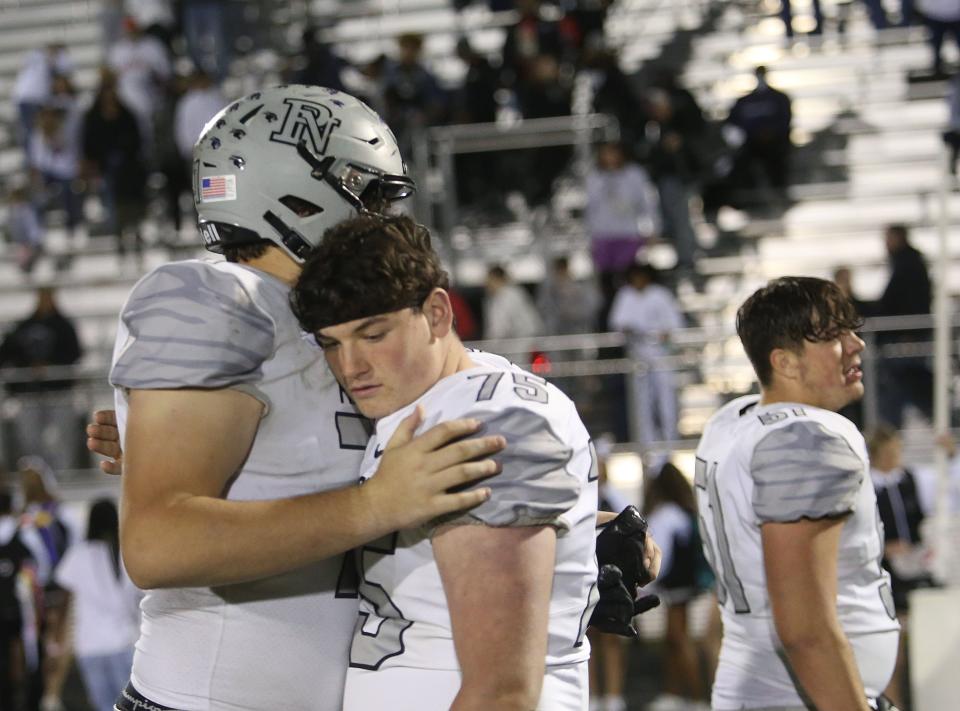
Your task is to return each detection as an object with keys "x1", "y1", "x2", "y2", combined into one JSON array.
[
  {"x1": 588, "y1": 505, "x2": 661, "y2": 638},
  {"x1": 589, "y1": 564, "x2": 661, "y2": 638}
]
